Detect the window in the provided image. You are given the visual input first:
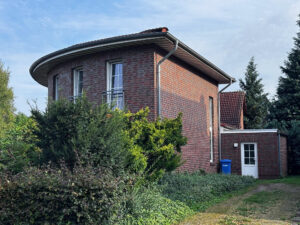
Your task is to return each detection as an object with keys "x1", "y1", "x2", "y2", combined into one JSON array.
[
  {"x1": 73, "y1": 68, "x2": 83, "y2": 99},
  {"x1": 53, "y1": 75, "x2": 59, "y2": 100},
  {"x1": 209, "y1": 97, "x2": 214, "y2": 162},
  {"x1": 243, "y1": 143, "x2": 255, "y2": 165},
  {"x1": 106, "y1": 61, "x2": 124, "y2": 109}
]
